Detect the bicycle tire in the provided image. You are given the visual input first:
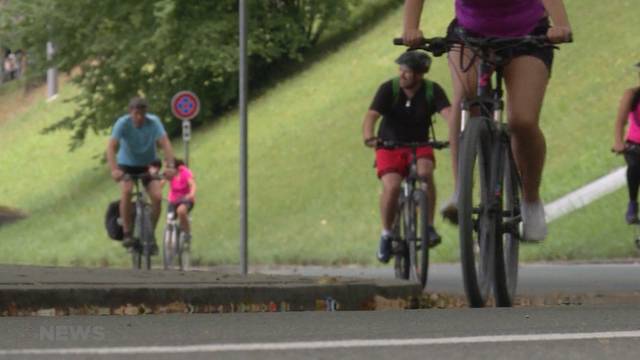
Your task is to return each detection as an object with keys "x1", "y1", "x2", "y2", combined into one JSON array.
[
  {"x1": 179, "y1": 240, "x2": 191, "y2": 272},
  {"x1": 409, "y1": 189, "x2": 429, "y2": 289},
  {"x1": 458, "y1": 117, "x2": 495, "y2": 307},
  {"x1": 141, "y1": 204, "x2": 153, "y2": 270},
  {"x1": 131, "y1": 248, "x2": 141, "y2": 269},
  {"x1": 494, "y1": 145, "x2": 521, "y2": 307},
  {"x1": 162, "y1": 224, "x2": 177, "y2": 270},
  {"x1": 393, "y1": 194, "x2": 410, "y2": 280}
]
